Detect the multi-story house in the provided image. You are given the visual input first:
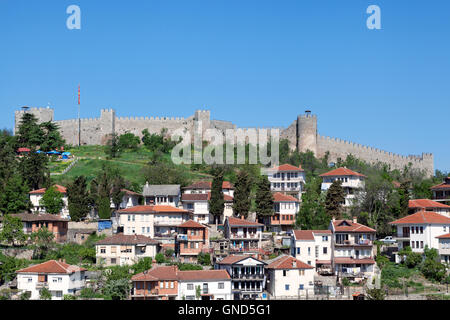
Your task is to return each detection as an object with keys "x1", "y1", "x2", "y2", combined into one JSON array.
[
  {"x1": 131, "y1": 265, "x2": 179, "y2": 300},
  {"x1": 291, "y1": 230, "x2": 332, "y2": 274},
  {"x1": 175, "y1": 220, "x2": 210, "y2": 263},
  {"x1": 224, "y1": 217, "x2": 263, "y2": 255},
  {"x1": 431, "y1": 177, "x2": 450, "y2": 205},
  {"x1": 269, "y1": 192, "x2": 299, "y2": 232},
  {"x1": 142, "y1": 183, "x2": 181, "y2": 207},
  {"x1": 111, "y1": 189, "x2": 141, "y2": 209},
  {"x1": 181, "y1": 193, "x2": 234, "y2": 224},
  {"x1": 16, "y1": 260, "x2": 86, "y2": 300},
  {"x1": 330, "y1": 217, "x2": 376, "y2": 281},
  {"x1": 320, "y1": 167, "x2": 366, "y2": 207},
  {"x1": 29, "y1": 185, "x2": 69, "y2": 218},
  {"x1": 182, "y1": 180, "x2": 234, "y2": 197},
  {"x1": 265, "y1": 255, "x2": 314, "y2": 299},
  {"x1": 95, "y1": 233, "x2": 159, "y2": 266},
  {"x1": 0, "y1": 213, "x2": 69, "y2": 242},
  {"x1": 436, "y1": 233, "x2": 450, "y2": 264},
  {"x1": 265, "y1": 164, "x2": 306, "y2": 199},
  {"x1": 215, "y1": 255, "x2": 266, "y2": 300},
  {"x1": 390, "y1": 210, "x2": 450, "y2": 256},
  {"x1": 117, "y1": 205, "x2": 192, "y2": 239},
  {"x1": 177, "y1": 270, "x2": 232, "y2": 300},
  {"x1": 408, "y1": 199, "x2": 450, "y2": 217}
]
